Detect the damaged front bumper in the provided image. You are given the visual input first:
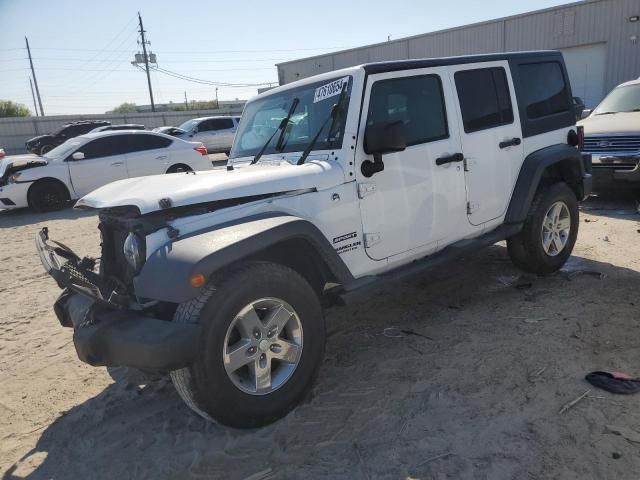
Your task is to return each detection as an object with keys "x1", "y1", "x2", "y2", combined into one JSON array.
[{"x1": 36, "y1": 228, "x2": 201, "y2": 370}]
